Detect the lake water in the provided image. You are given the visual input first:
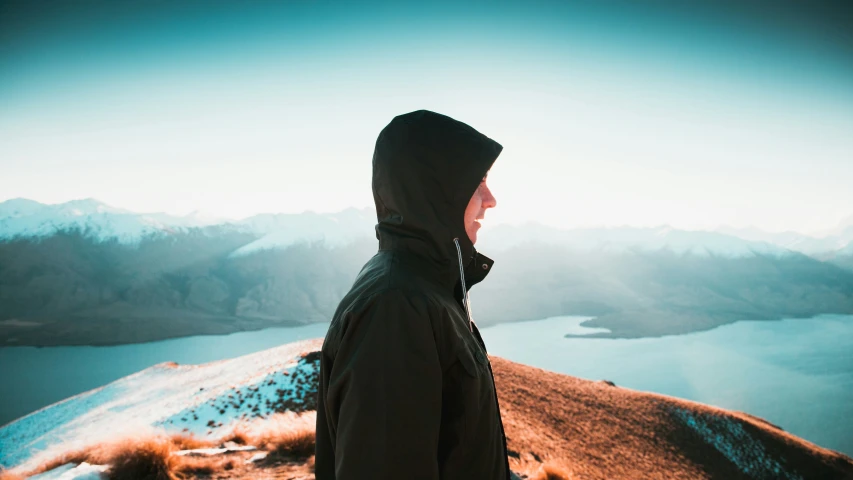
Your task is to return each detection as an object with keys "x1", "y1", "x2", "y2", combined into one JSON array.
[{"x1": 1, "y1": 315, "x2": 851, "y2": 457}]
